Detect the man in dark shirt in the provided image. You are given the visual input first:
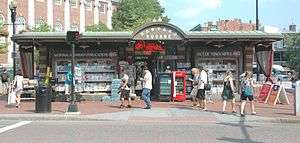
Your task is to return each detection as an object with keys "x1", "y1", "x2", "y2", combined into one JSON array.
[{"x1": 1, "y1": 68, "x2": 10, "y2": 95}]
